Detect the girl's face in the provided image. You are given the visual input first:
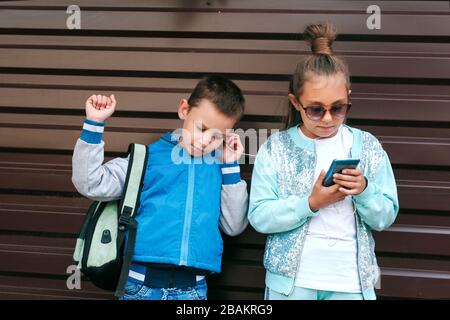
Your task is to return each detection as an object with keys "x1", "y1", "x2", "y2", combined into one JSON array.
[{"x1": 288, "y1": 73, "x2": 350, "y2": 139}]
